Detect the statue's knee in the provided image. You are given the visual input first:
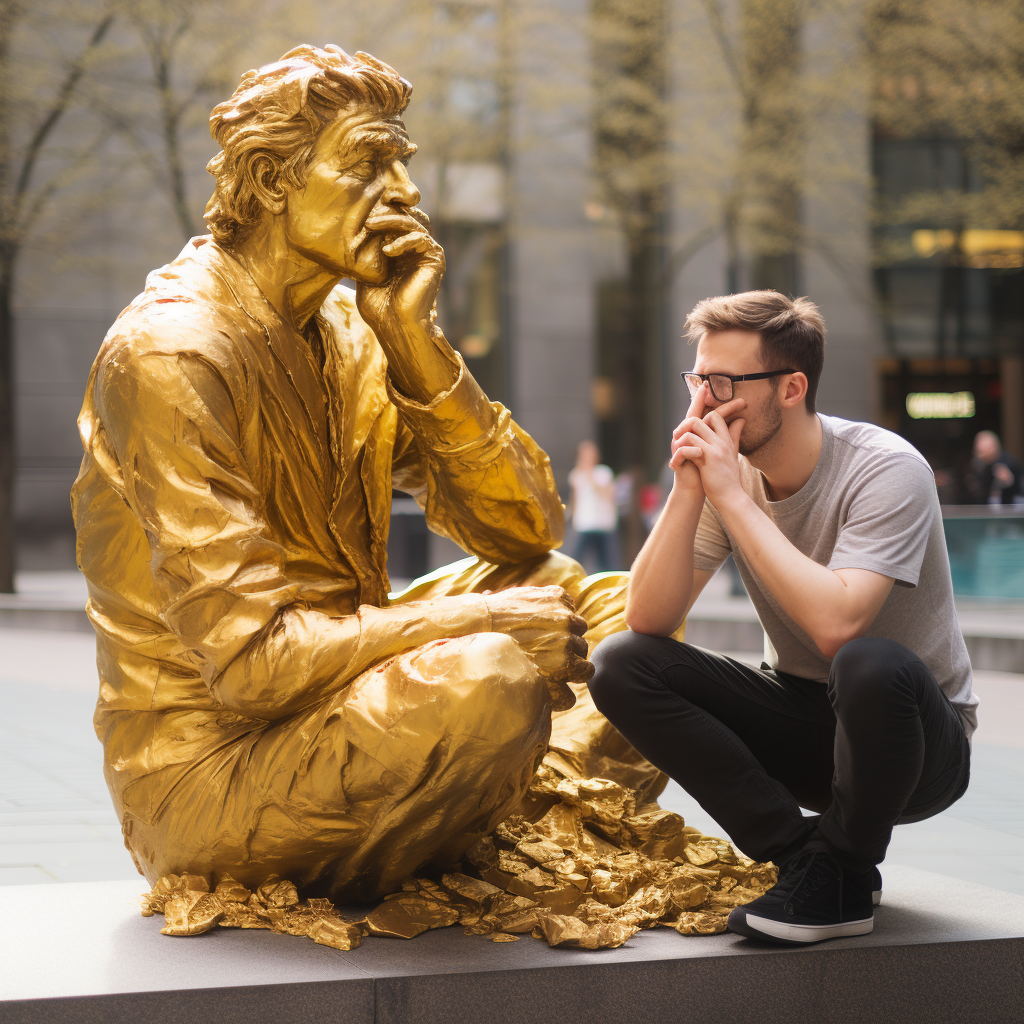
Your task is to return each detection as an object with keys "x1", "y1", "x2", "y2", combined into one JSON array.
[
  {"x1": 511, "y1": 550, "x2": 587, "y2": 591},
  {"x1": 412, "y1": 632, "x2": 547, "y2": 739}
]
